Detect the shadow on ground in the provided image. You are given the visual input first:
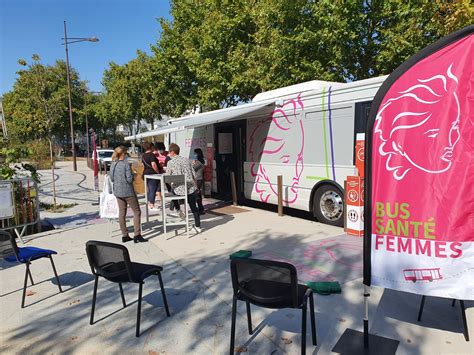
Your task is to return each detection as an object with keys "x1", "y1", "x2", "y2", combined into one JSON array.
[
  {"x1": 153, "y1": 230, "x2": 472, "y2": 354},
  {"x1": 141, "y1": 212, "x2": 234, "y2": 240},
  {"x1": 1, "y1": 219, "x2": 471, "y2": 353}
]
